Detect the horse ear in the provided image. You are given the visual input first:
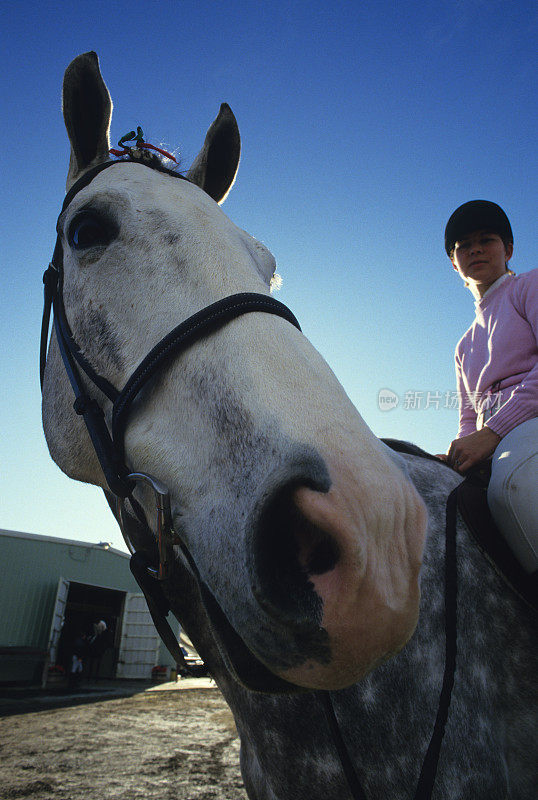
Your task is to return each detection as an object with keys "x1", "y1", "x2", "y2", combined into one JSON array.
[
  {"x1": 187, "y1": 104, "x2": 241, "y2": 204},
  {"x1": 63, "y1": 52, "x2": 112, "y2": 189}
]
